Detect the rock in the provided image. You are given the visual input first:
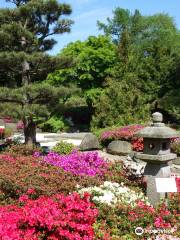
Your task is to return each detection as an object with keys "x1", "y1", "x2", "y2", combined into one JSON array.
[
  {"x1": 123, "y1": 160, "x2": 145, "y2": 176},
  {"x1": 96, "y1": 150, "x2": 125, "y2": 163},
  {"x1": 0, "y1": 119, "x2": 5, "y2": 127},
  {"x1": 107, "y1": 140, "x2": 132, "y2": 155},
  {"x1": 79, "y1": 133, "x2": 100, "y2": 151},
  {"x1": 173, "y1": 157, "x2": 180, "y2": 165}
]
